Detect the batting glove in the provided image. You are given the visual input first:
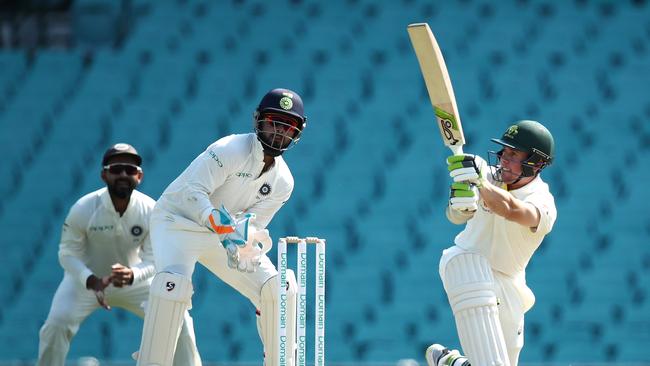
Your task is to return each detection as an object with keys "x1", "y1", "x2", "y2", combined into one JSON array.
[
  {"x1": 449, "y1": 182, "x2": 479, "y2": 212},
  {"x1": 447, "y1": 154, "x2": 489, "y2": 187}
]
